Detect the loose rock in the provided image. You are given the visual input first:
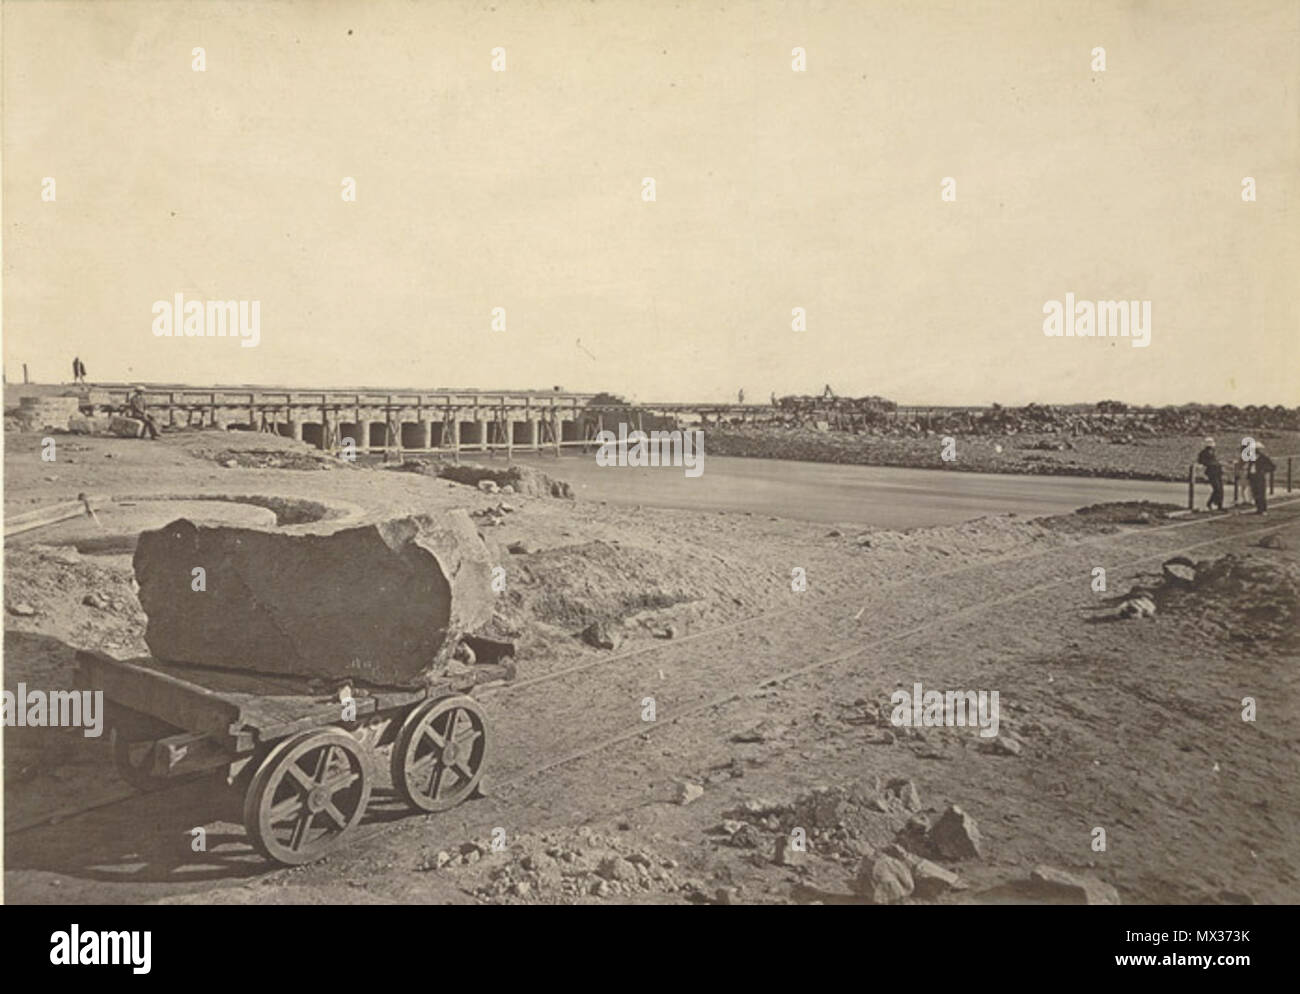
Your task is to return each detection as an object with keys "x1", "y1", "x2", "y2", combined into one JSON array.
[
  {"x1": 853, "y1": 852, "x2": 914, "y2": 904},
  {"x1": 1026, "y1": 865, "x2": 1121, "y2": 905},
  {"x1": 581, "y1": 620, "x2": 621, "y2": 650},
  {"x1": 929, "y1": 805, "x2": 983, "y2": 861},
  {"x1": 673, "y1": 781, "x2": 704, "y2": 806}
]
